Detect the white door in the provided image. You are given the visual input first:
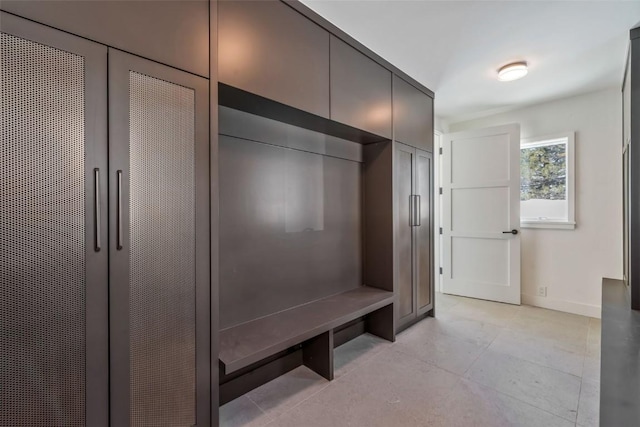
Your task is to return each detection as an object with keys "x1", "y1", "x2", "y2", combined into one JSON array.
[{"x1": 442, "y1": 124, "x2": 521, "y2": 304}]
